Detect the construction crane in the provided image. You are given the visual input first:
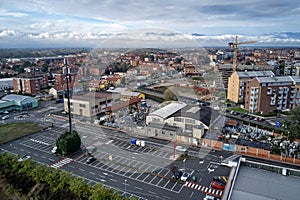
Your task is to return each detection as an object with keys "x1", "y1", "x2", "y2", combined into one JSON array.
[{"x1": 228, "y1": 35, "x2": 256, "y2": 72}]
